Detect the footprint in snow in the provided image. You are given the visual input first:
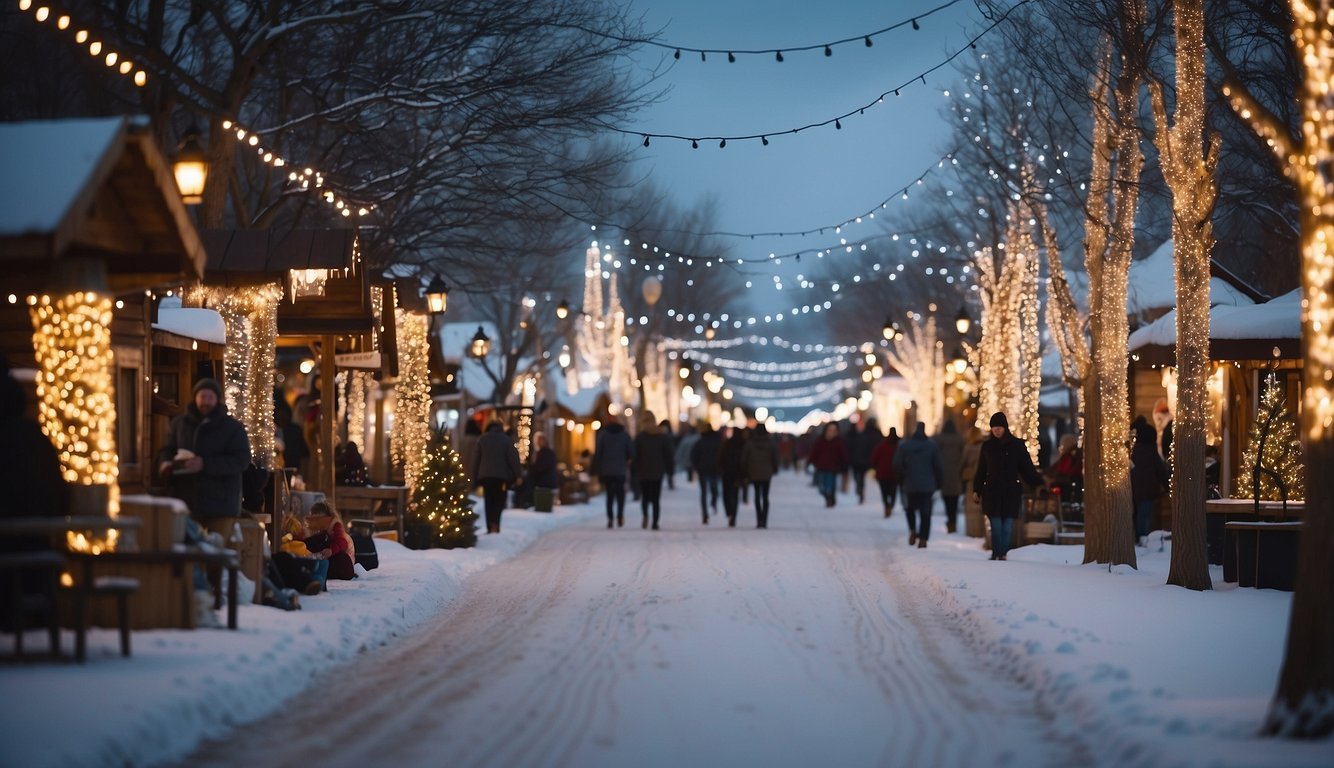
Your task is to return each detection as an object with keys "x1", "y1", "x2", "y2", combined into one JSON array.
[{"x1": 1055, "y1": 642, "x2": 1076, "y2": 654}]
